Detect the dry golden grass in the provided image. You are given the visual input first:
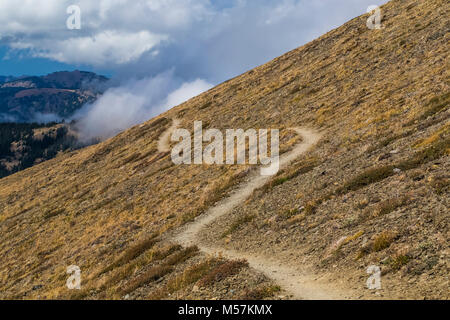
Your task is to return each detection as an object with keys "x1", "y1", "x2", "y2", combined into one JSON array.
[
  {"x1": 165, "y1": 259, "x2": 219, "y2": 293},
  {"x1": 119, "y1": 265, "x2": 174, "y2": 296},
  {"x1": 99, "y1": 233, "x2": 159, "y2": 275},
  {"x1": 0, "y1": 0, "x2": 448, "y2": 299},
  {"x1": 372, "y1": 231, "x2": 396, "y2": 252},
  {"x1": 198, "y1": 259, "x2": 249, "y2": 286}
]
